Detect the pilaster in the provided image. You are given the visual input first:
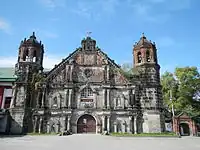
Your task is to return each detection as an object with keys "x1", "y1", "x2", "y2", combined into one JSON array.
[
  {"x1": 134, "y1": 116, "x2": 137, "y2": 134},
  {"x1": 107, "y1": 89, "x2": 110, "y2": 109},
  {"x1": 107, "y1": 116, "x2": 110, "y2": 132},
  {"x1": 102, "y1": 116, "x2": 105, "y2": 131},
  {"x1": 67, "y1": 115, "x2": 71, "y2": 131},
  {"x1": 68, "y1": 89, "x2": 72, "y2": 108}
]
